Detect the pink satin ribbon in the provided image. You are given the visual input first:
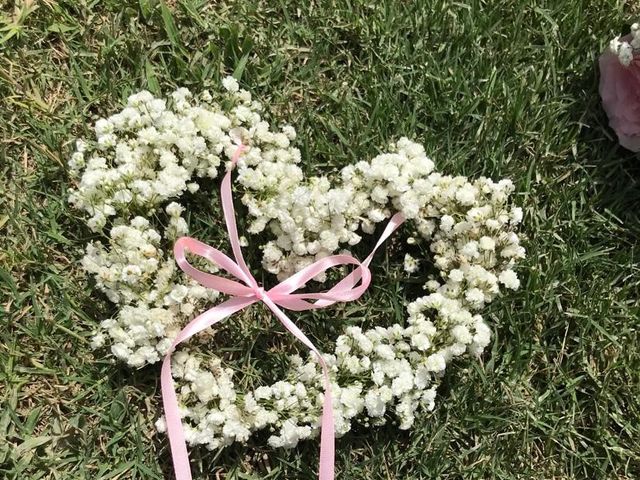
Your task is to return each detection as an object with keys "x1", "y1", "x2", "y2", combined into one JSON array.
[{"x1": 161, "y1": 144, "x2": 405, "y2": 480}]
